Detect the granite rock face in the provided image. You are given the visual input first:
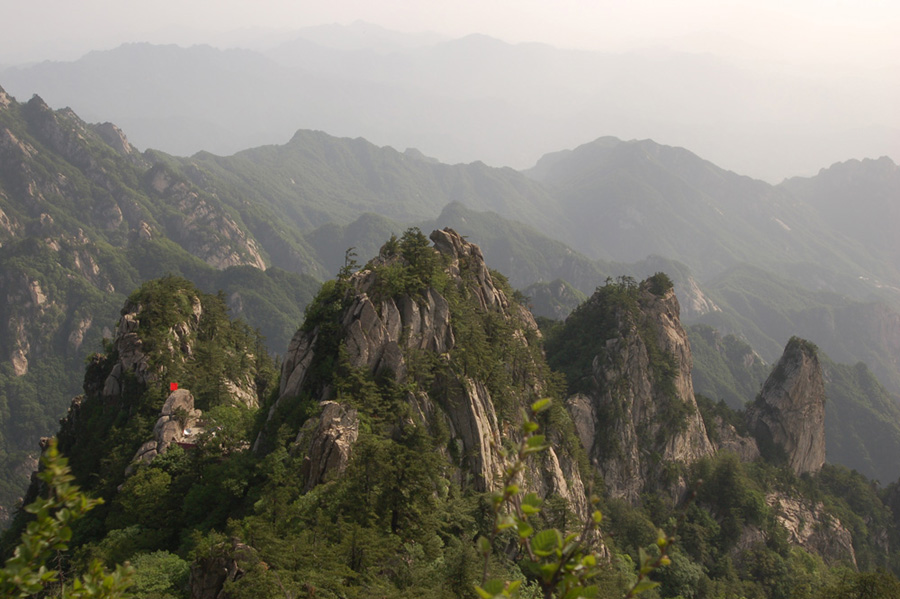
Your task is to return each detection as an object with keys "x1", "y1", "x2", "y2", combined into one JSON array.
[
  {"x1": 295, "y1": 401, "x2": 359, "y2": 491},
  {"x1": 747, "y1": 337, "x2": 826, "y2": 475},
  {"x1": 189, "y1": 539, "x2": 257, "y2": 599},
  {"x1": 708, "y1": 416, "x2": 761, "y2": 463},
  {"x1": 99, "y1": 293, "x2": 259, "y2": 409},
  {"x1": 566, "y1": 278, "x2": 714, "y2": 503},
  {"x1": 767, "y1": 492, "x2": 856, "y2": 566},
  {"x1": 264, "y1": 228, "x2": 589, "y2": 518},
  {"x1": 128, "y1": 388, "x2": 203, "y2": 474}
]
